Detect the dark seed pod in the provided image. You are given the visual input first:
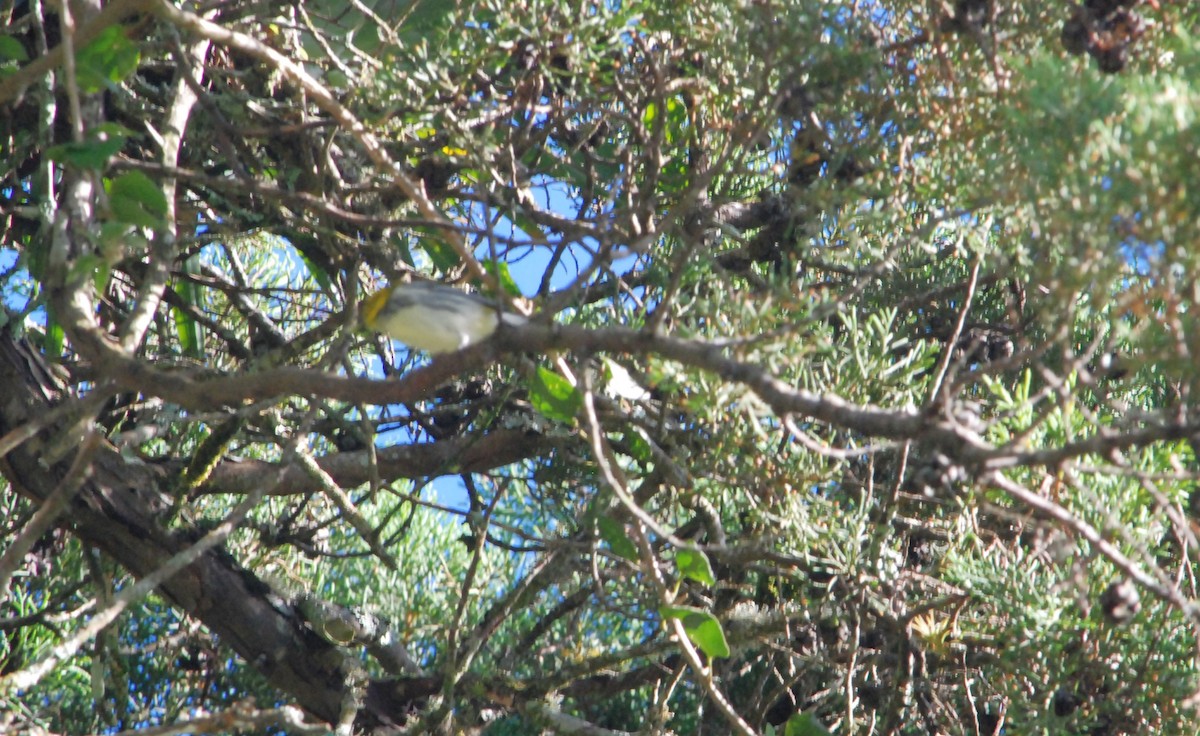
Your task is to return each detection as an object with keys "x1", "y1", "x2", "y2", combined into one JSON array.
[
  {"x1": 1061, "y1": 15, "x2": 1090, "y2": 56},
  {"x1": 1093, "y1": 46, "x2": 1128, "y2": 74},
  {"x1": 1053, "y1": 688, "x2": 1083, "y2": 717},
  {"x1": 1099, "y1": 579, "x2": 1140, "y2": 624}
]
